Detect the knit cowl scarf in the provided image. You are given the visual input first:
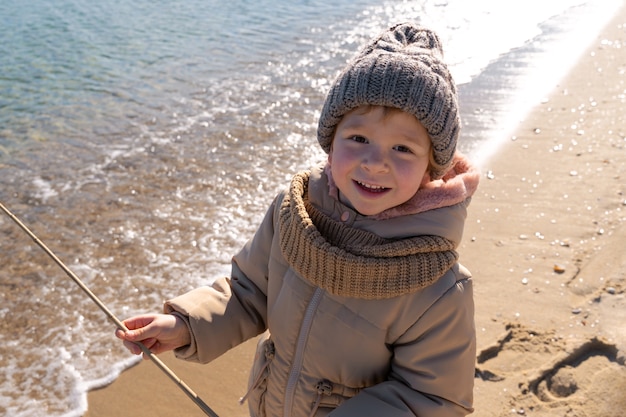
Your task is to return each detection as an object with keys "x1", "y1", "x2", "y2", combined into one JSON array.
[{"x1": 278, "y1": 171, "x2": 462, "y2": 300}]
